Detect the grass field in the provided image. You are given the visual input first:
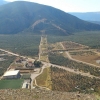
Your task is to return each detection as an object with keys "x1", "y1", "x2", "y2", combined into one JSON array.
[
  {"x1": 62, "y1": 41, "x2": 89, "y2": 50},
  {"x1": 0, "y1": 79, "x2": 24, "y2": 89},
  {"x1": 36, "y1": 67, "x2": 52, "y2": 89},
  {"x1": 48, "y1": 42, "x2": 63, "y2": 51}
]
